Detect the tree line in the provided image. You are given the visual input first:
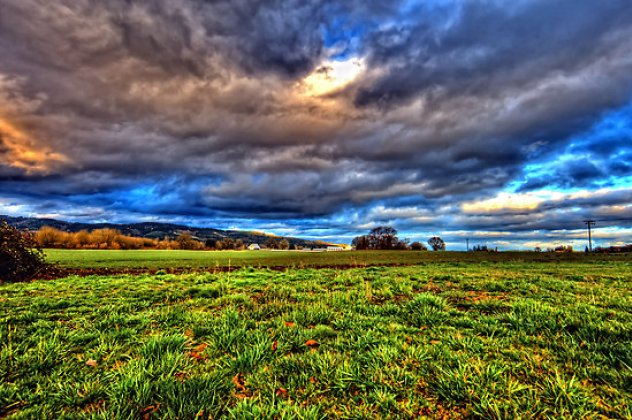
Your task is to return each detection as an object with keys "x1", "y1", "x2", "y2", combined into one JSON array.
[
  {"x1": 352, "y1": 226, "x2": 446, "y2": 251},
  {"x1": 32, "y1": 226, "x2": 305, "y2": 251},
  {"x1": 29, "y1": 225, "x2": 445, "y2": 252}
]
